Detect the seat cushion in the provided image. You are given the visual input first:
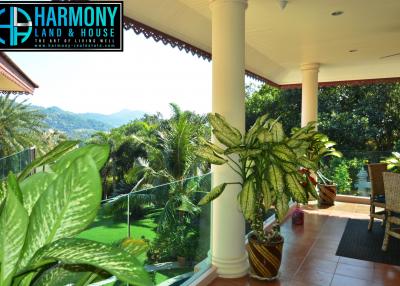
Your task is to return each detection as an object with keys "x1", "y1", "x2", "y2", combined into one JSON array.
[{"x1": 373, "y1": 195, "x2": 385, "y2": 204}]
